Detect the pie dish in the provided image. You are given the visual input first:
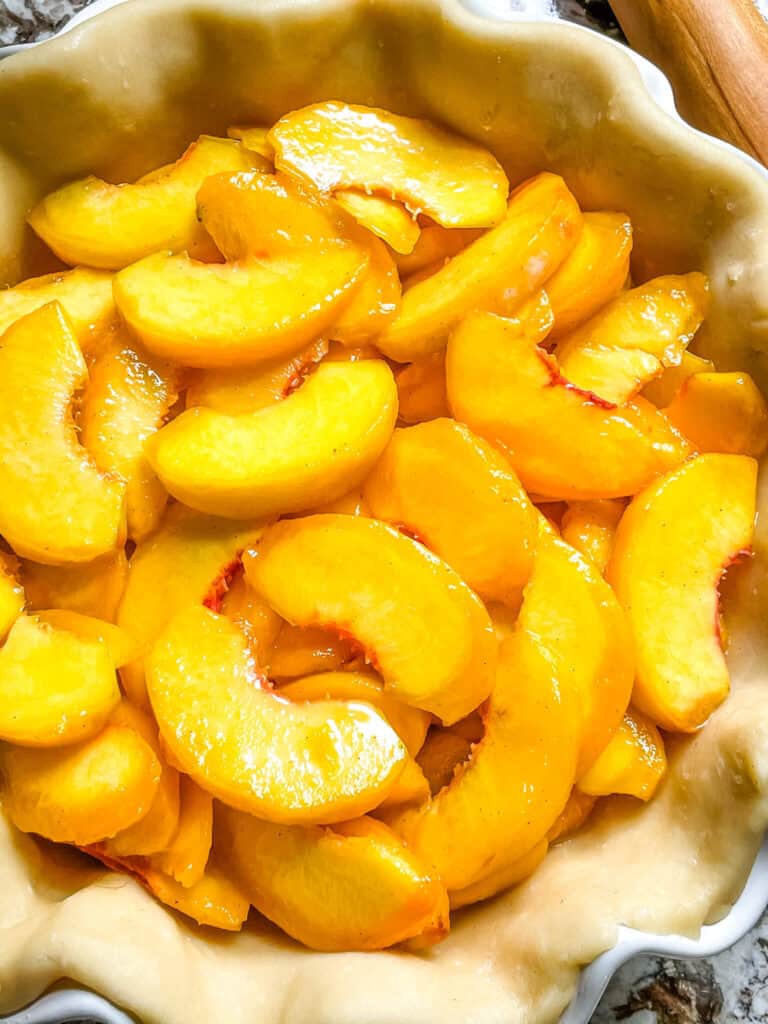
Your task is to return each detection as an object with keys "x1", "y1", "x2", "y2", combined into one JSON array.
[{"x1": 1, "y1": 1, "x2": 768, "y2": 1023}]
